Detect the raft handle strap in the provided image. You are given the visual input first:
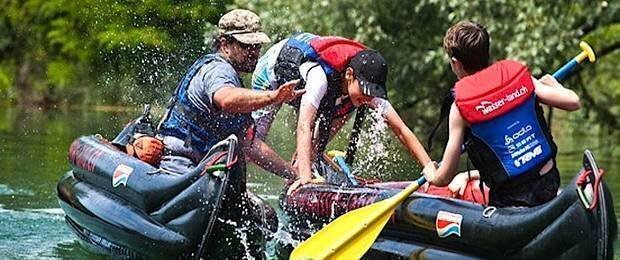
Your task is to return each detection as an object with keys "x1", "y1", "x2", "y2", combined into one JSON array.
[
  {"x1": 482, "y1": 206, "x2": 496, "y2": 218},
  {"x1": 576, "y1": 168, "x2": 605, "y2": 211}
]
